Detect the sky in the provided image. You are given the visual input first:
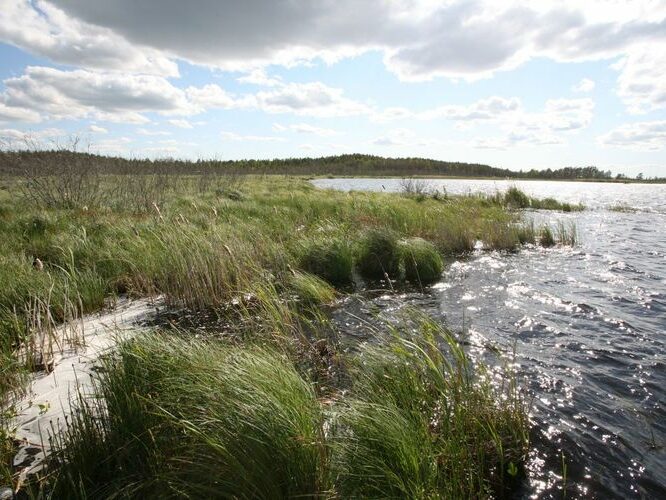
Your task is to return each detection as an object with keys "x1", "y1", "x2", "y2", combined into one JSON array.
[{"x1": 1, "y1": 1, "x2": 665, "y2": 177}]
